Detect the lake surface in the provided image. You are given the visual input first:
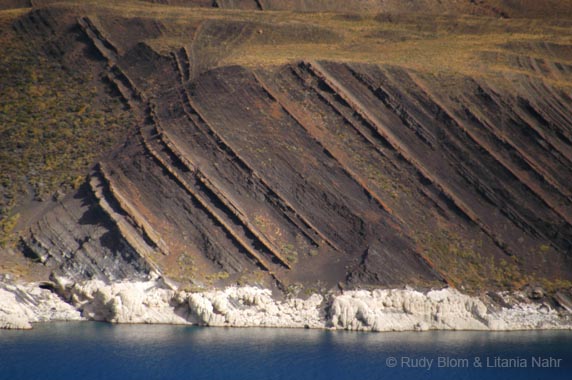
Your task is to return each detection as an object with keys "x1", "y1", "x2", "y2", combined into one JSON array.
[{"x1": 1, "y1": 323, "x2": 571, "y2": 380}]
